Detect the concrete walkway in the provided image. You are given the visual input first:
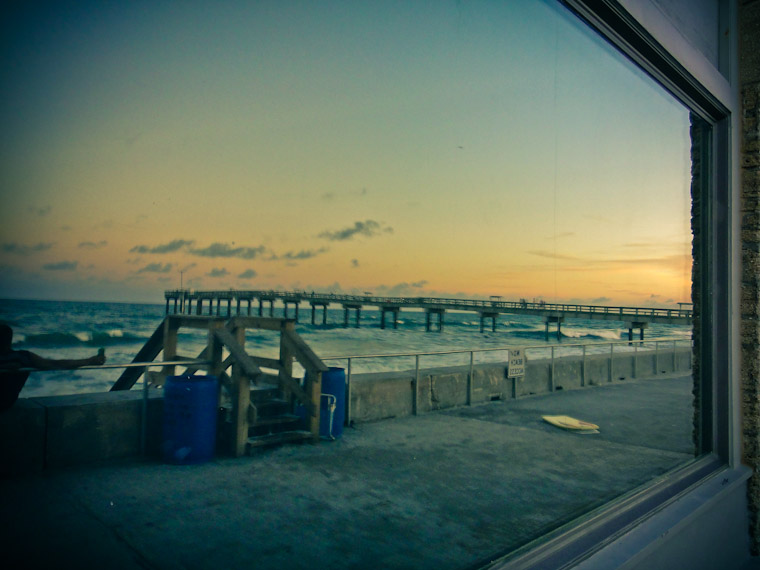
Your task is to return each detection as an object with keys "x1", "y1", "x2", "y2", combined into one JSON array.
[{"x1": 1, "y1": 374, "x2": 695, "y2": 570}]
